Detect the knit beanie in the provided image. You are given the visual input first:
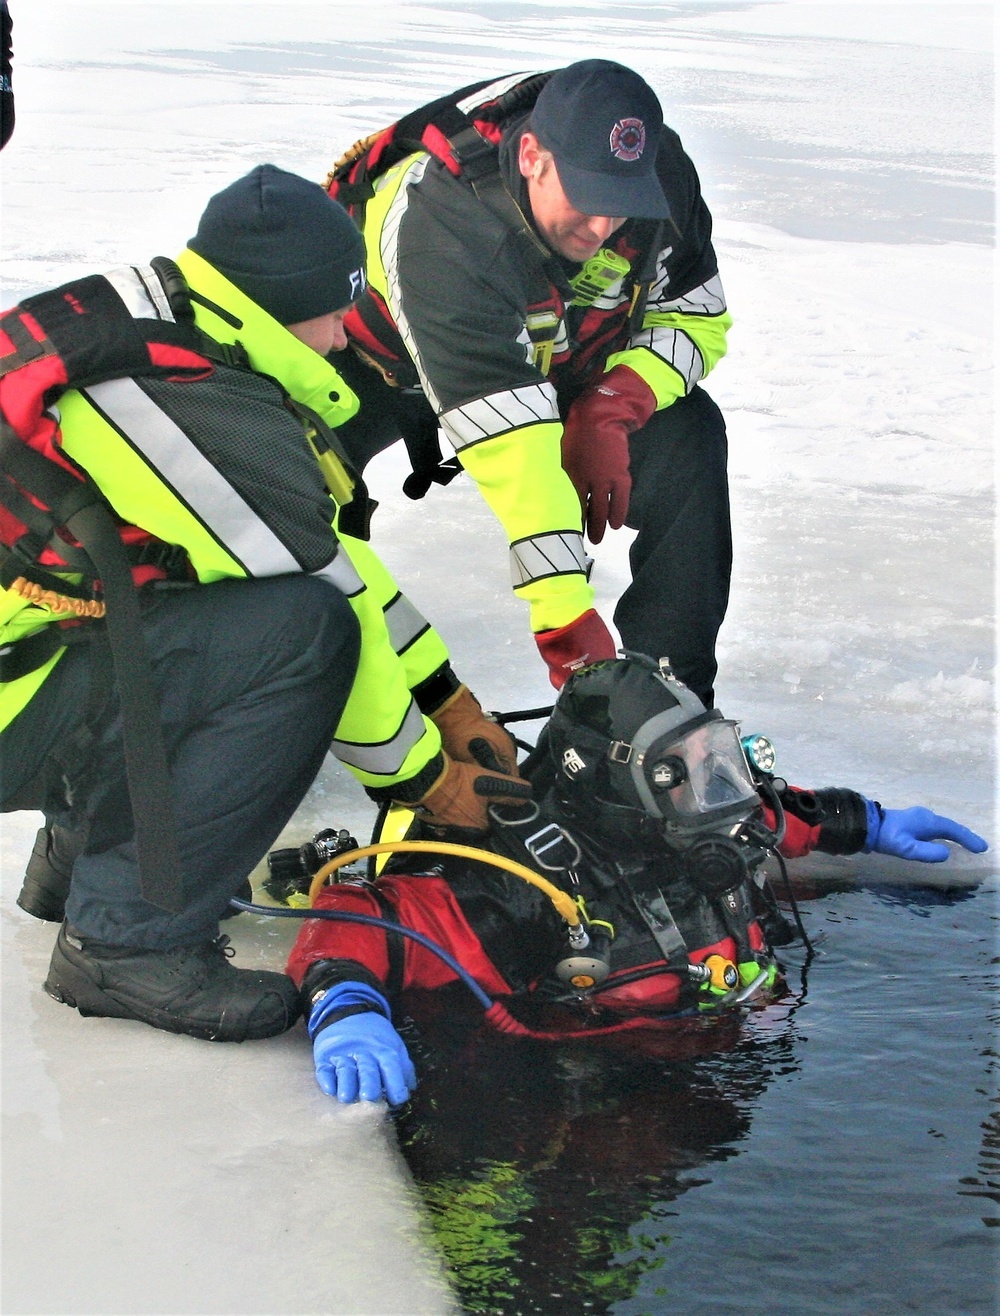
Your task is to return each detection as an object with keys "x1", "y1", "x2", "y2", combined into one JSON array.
[{"x1": 189, "y1": 164, "x2": 367, "y2": 324}]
